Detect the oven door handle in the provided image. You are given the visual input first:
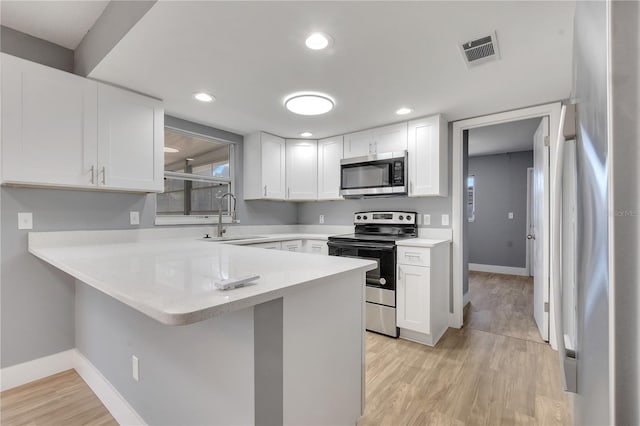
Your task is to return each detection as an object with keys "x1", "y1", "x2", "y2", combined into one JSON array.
[{"x1": 327, "y1": 242, "x2": 394, "y2": 251}]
